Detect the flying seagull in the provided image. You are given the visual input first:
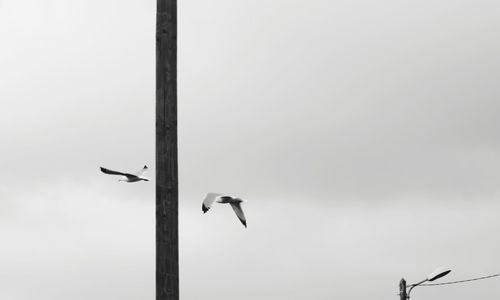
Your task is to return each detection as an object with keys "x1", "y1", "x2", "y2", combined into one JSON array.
[
  {"x1": 202, "y1": 193, "x2": 247, "y2": 228},
  {"x1": 100, "y1": 165, "x2": 149, "y2": 182}
]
